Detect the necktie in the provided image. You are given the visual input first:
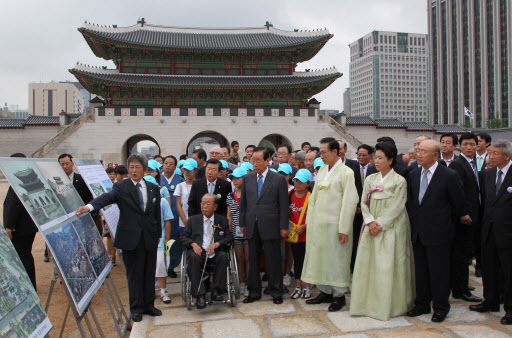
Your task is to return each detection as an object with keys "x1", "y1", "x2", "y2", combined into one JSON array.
[
  {"x1": 496, "y1": 170, "x2": 503, "y2": 196},
  {"x1": 135, "y1": 183, "x2": 144, "y2": 211},
  {"x1": 477, "y1": 157, "x2": 483, "y2": 171},
  {"x1": 208, "y1": 182, "x2": 214, "y2": 194},
  {"x1": 257, "y1": 174, "x2": 263, "y2": 197},
  {"x1": 360, "y1": 166, "x2": 365, "y2": 184},
  {"x1": 418, "y1": 169, "x2": 429, "y2": 203},
  {"x1": 470, "y1": 160, "x2": 480, "y2": 187}
]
